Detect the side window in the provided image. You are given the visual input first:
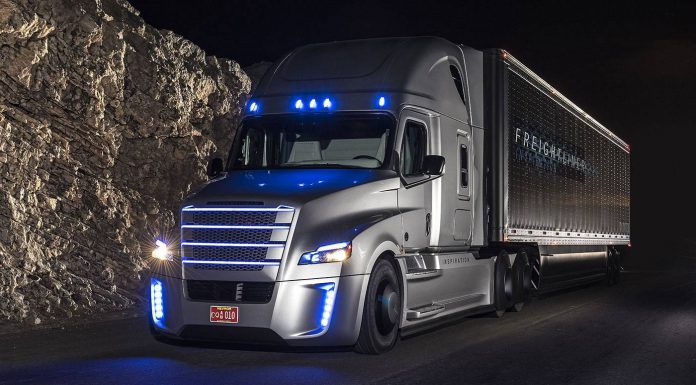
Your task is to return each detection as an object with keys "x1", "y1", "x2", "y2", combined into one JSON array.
[
  {"x1": 458, "y1": 134, "x2": 470, "y2": 196},
  {"x1": 235, "y1": 128, "x2": 266, "y2": 168},
  {"x1": 450, "y1": 65, "x2": 466, "y2": 105},
  {"x1": 460, "y1": 145, "x2": 468, "y2": 188},
  {"x1": 400, "y1": 121, "x2": 427, "y2": 176}
]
